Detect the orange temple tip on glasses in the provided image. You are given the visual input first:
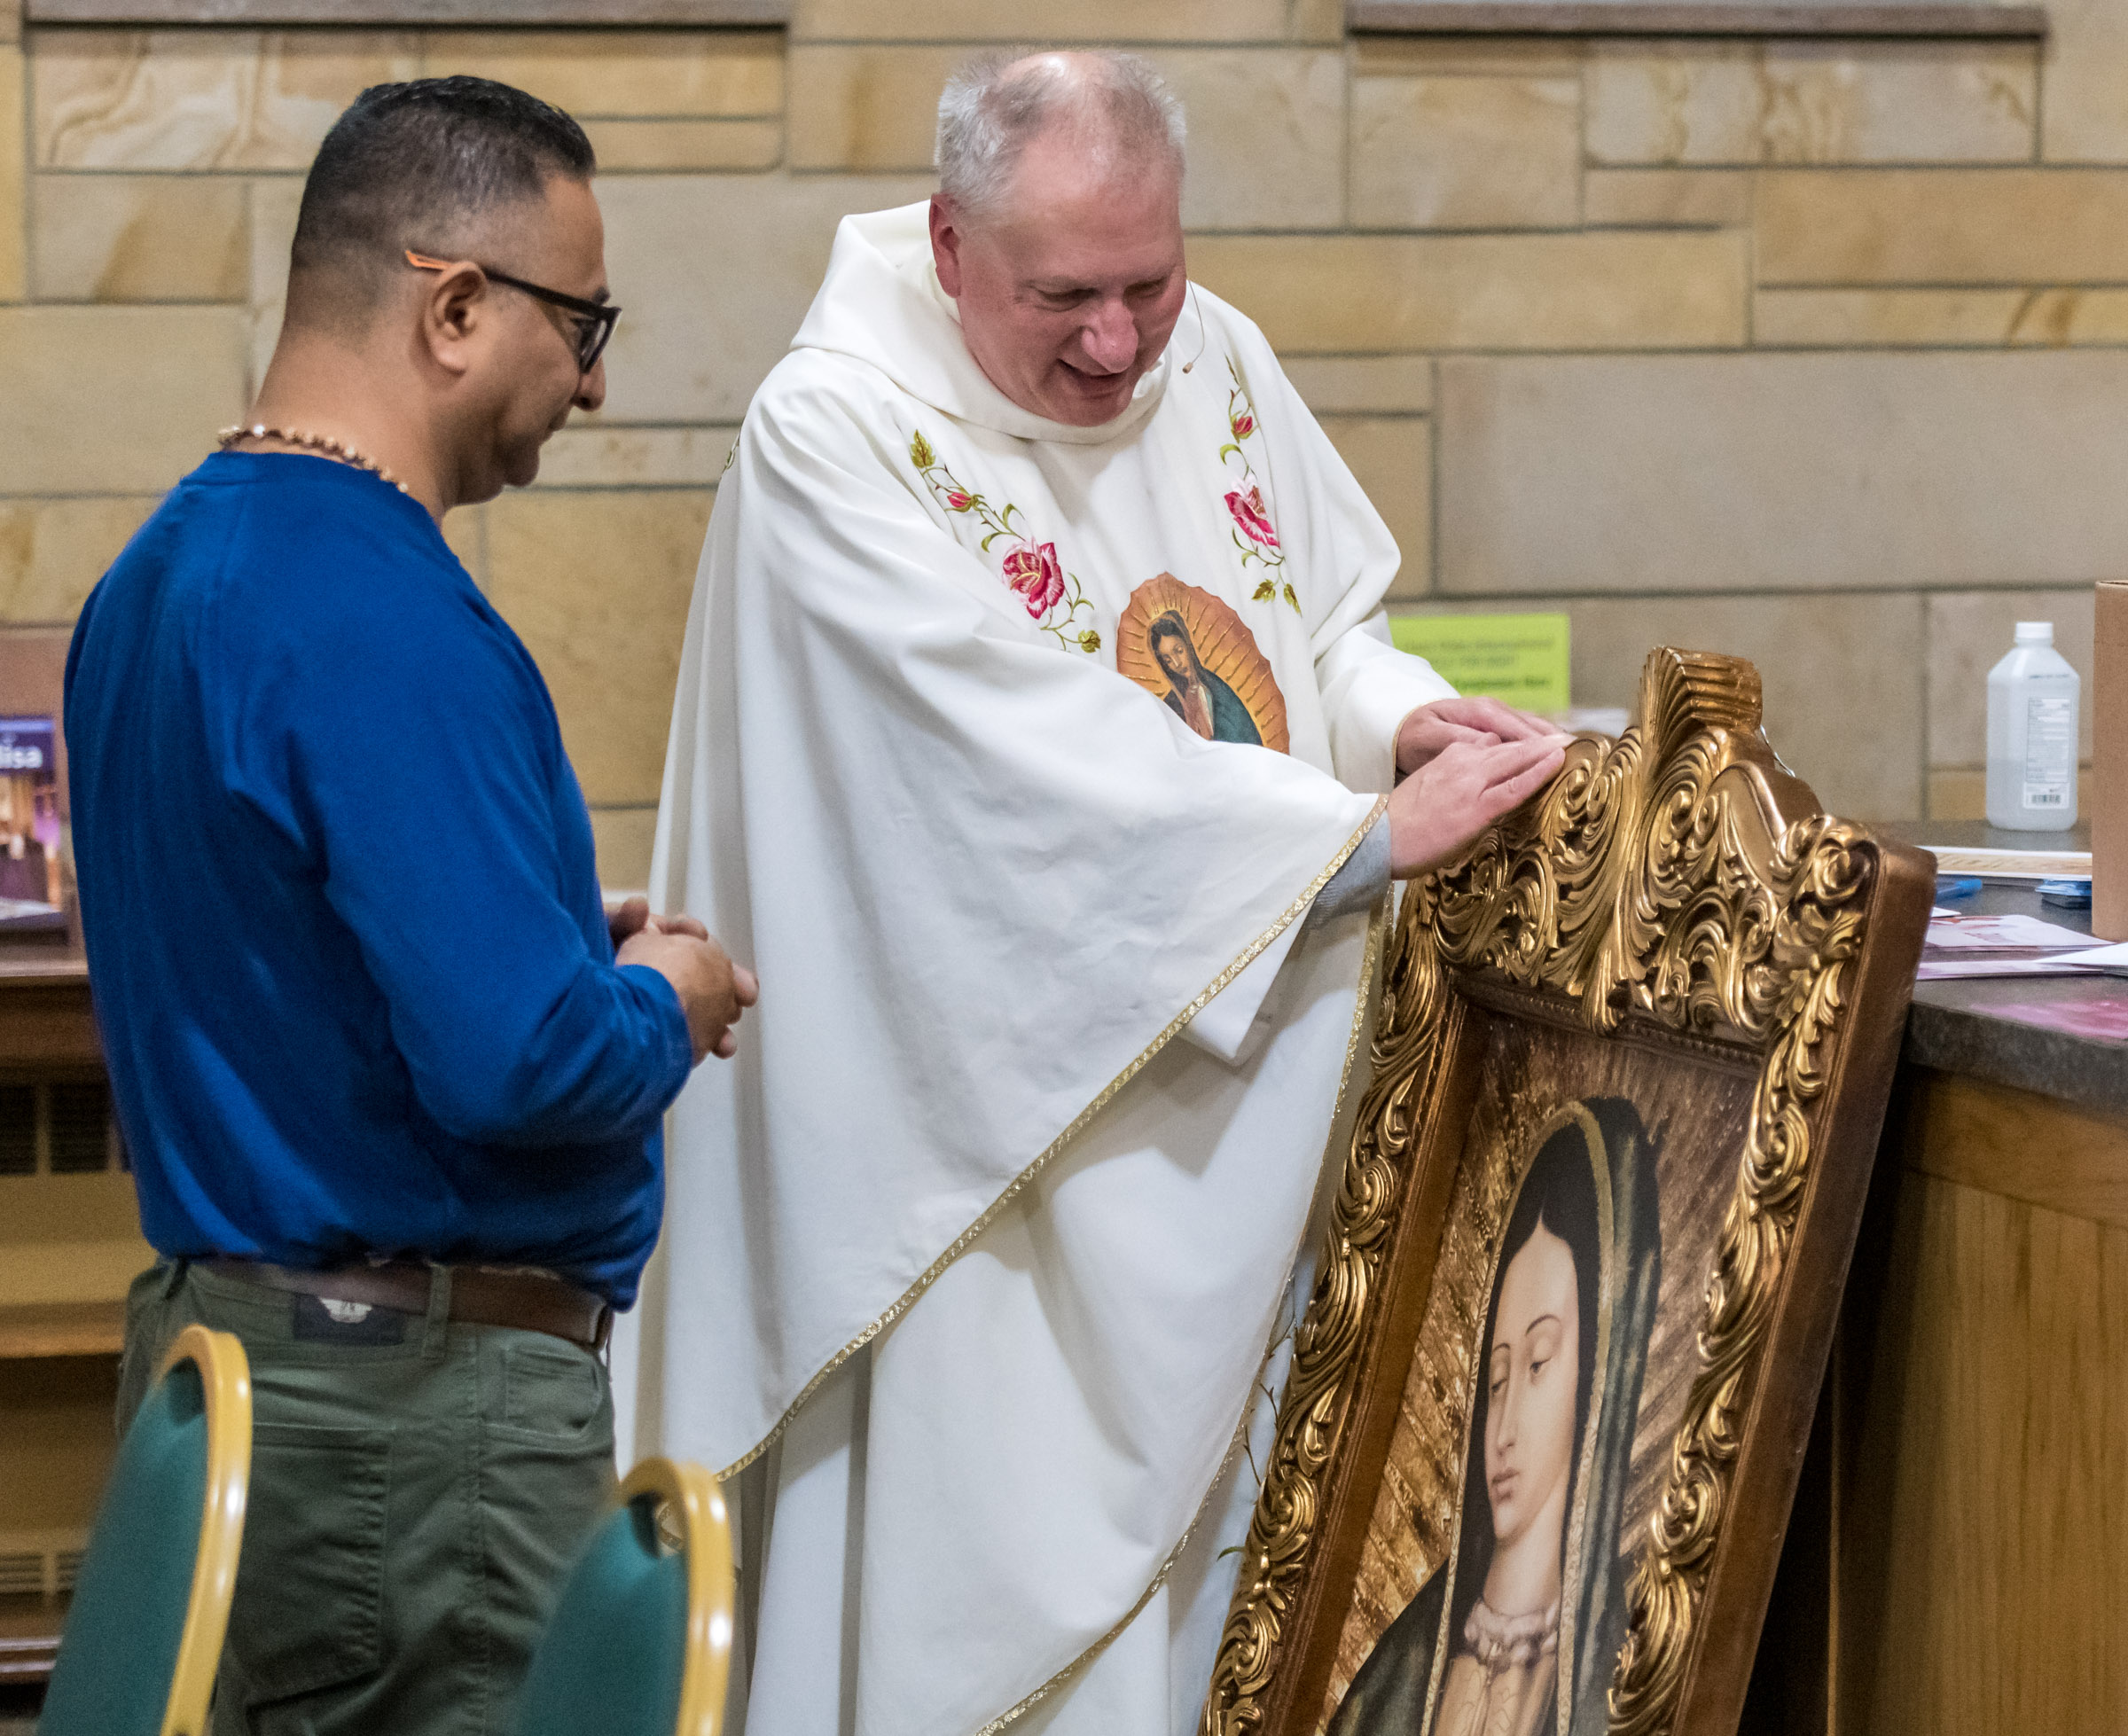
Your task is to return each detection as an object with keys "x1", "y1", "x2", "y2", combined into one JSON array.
[{"x1": 405, "y1": 251, "x2": 452, "y2": 270}]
